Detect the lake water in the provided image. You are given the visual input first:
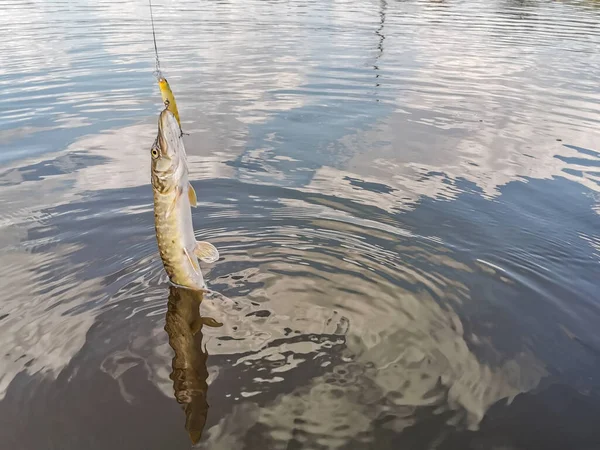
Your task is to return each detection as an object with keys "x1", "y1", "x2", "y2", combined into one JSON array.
[{"x1": 1, "y1": 0, "x2": 600, "y2": 448}]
